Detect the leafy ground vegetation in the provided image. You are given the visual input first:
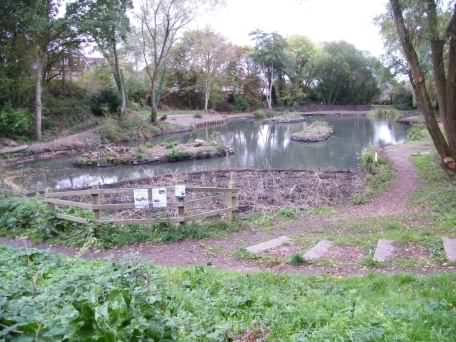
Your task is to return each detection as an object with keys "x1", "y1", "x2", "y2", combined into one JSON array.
[
  {"x1": 0, "y1": 198, "x2": 240, "y2": 249},
  {"x1": 2, "y1": 246, "x2": 456, "y2": 341},
  {"x1": 352, "y1": 149, "x2": 394, "y2": 205}
]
